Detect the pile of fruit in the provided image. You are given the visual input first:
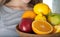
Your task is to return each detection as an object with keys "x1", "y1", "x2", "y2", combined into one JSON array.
[{"x1": 18, "y1": 3, "x2": 60, "y2": 35}]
